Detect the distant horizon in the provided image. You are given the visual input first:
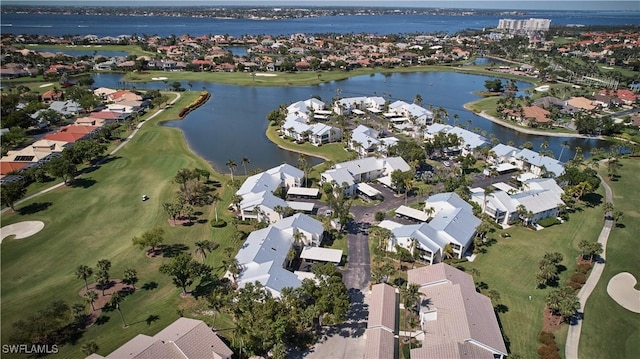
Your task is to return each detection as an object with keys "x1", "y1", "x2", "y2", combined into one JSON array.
[{"x1": 2, "y1": 1, "x2": 639, "y2": 12}]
